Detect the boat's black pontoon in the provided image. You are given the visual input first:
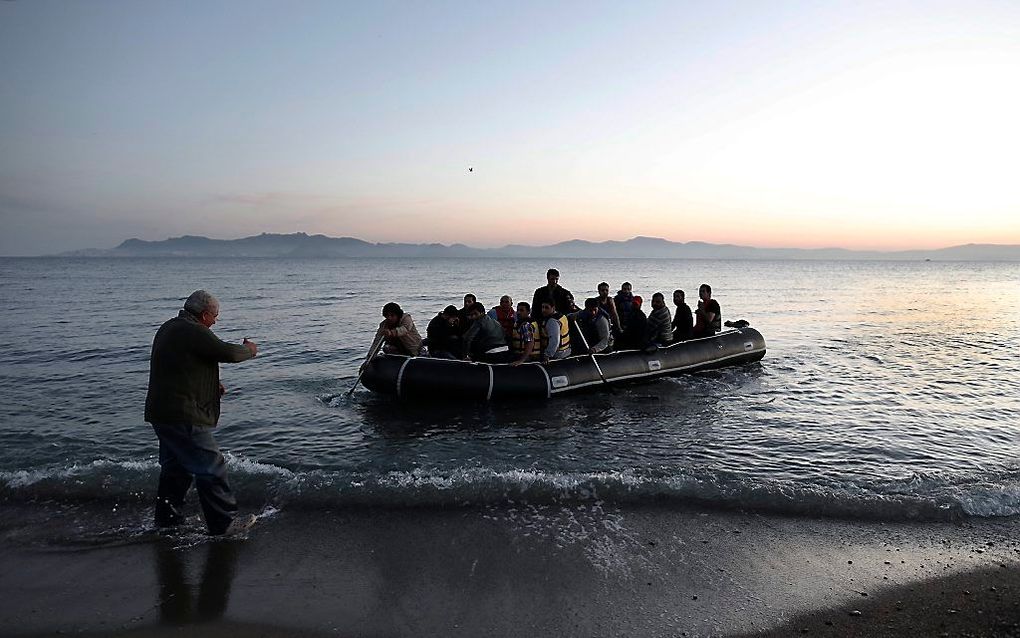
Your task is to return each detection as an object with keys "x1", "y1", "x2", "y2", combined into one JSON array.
[{"x1": 361, "y1": 327, "x2": 765, "y2": 401}]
